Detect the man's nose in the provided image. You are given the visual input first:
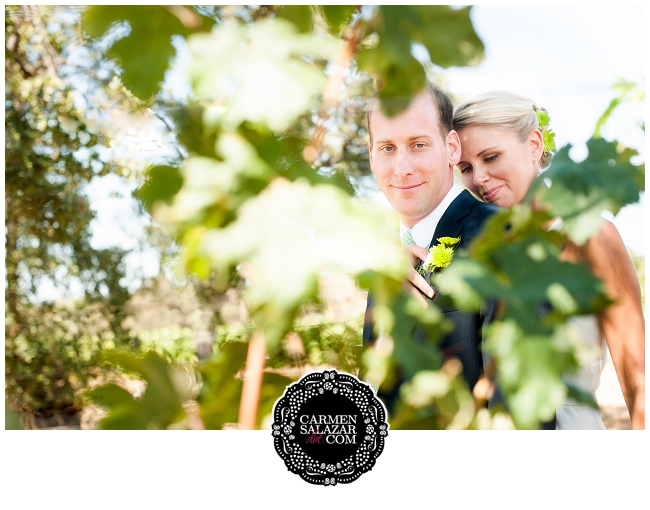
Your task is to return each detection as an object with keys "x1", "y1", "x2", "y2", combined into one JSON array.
[{"x1": 395, "y1": 152, "x2": 414, "y2": 178}]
